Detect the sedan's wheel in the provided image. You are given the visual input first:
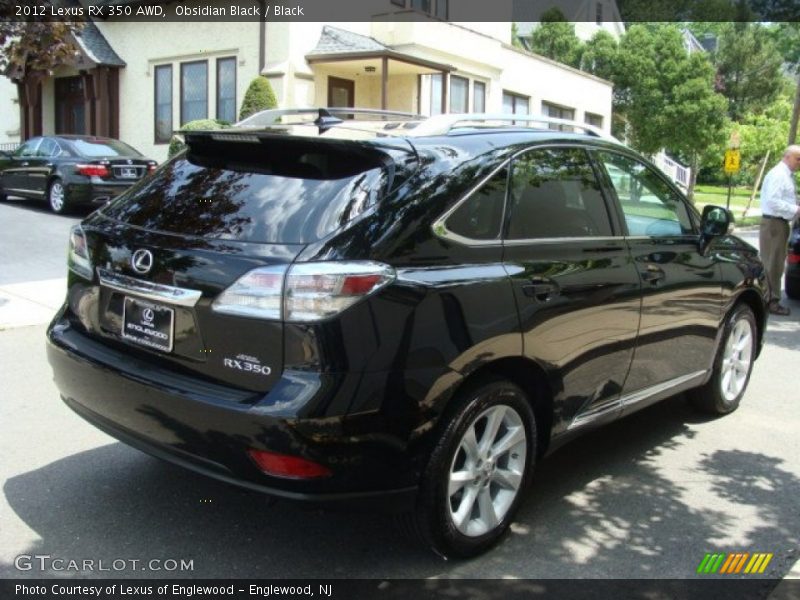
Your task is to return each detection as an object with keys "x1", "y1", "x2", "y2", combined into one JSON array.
[
  {"x1": 689, "y1": 304, "x2": 757, "y2": 415},
  {"x1": 405, "y1": 378, "x2": 535, "y2": 558},
  {"x1": 47, "y1": 179, "x2": 67, "y2": 214}
]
